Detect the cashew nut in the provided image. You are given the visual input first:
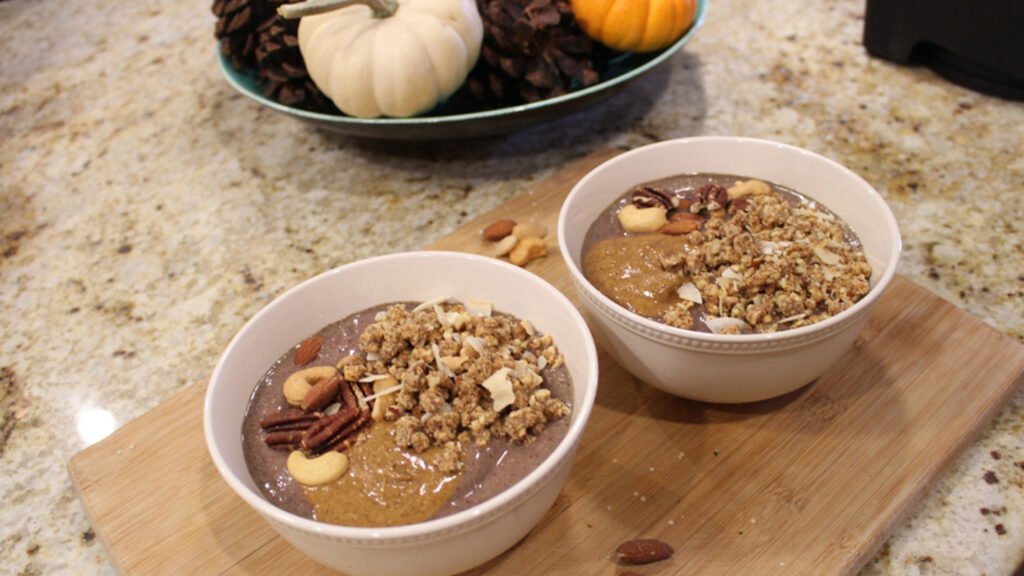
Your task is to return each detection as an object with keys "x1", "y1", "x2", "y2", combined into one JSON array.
[
  {"x1": 727, "y1": 179, "x2": 771, "y2": 200},
  {"x1": 512, "y1": 221, "x2": 547, "y2": 240},
  {"x1": 494, "y1": 234, "x2": 518, "y2": 257},
  {"x1": 617, "y1": 204, "x2": 668, "y2": 233},
  {"x1": 286, "y1": 450, "x2": 349, "y2": 486},
  {"x1": 283, "y1": 366, "x2": 338, "y2": 406},
  {"x1": 509, "y1": 236, "x2": 547, "y2": 266},
  {"x1": 371, "y1": 376, "x2": 398, "y2": 421}
]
